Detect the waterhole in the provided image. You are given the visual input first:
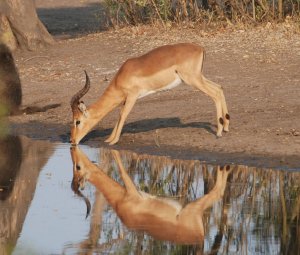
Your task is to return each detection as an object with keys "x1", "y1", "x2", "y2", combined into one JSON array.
[{"x1": 0, "y1": 135, "x2": 299, "y2": 254}]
